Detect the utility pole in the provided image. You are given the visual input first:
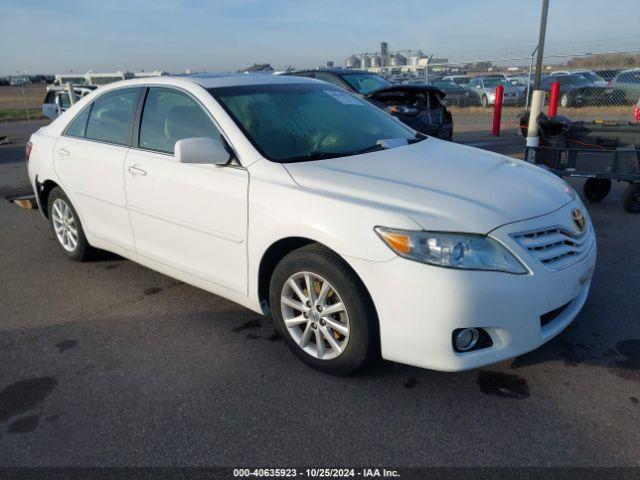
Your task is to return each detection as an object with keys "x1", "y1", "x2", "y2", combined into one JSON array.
[
  {"x1": 527, "y1": 0, "x2": 550, "y2": 147},
  {"x1": 533, "y1": 0, "x2": 549, "y2": 89}
]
